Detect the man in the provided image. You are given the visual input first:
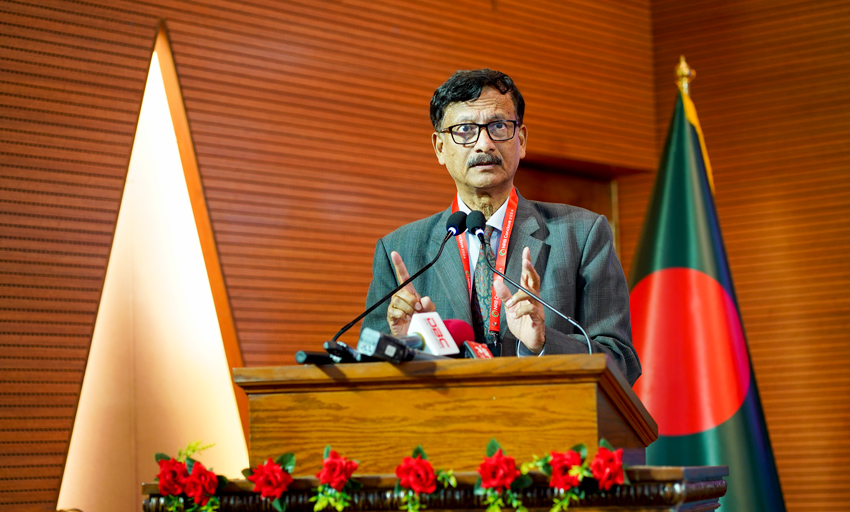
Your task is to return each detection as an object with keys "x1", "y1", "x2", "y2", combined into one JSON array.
[{"x1": 362, "y1": 69, "x2": 640, "y2": 385}]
